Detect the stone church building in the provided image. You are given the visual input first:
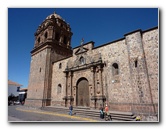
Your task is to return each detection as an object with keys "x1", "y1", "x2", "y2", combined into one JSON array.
[{"x1": 25, "y1": 12, "x2": 158, "y2": 116}]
